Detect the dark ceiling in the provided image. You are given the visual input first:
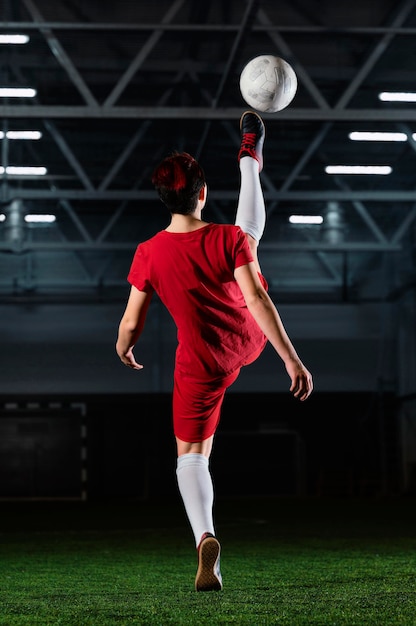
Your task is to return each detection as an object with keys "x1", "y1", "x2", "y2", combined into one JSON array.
[{"x1": 1, "y1": 0, "x2": 416, "y2": 304}]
